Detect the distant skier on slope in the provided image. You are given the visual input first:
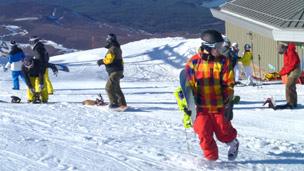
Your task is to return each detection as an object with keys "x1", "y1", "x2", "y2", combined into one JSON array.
[
  {"x1": 173, "y1": 86, "x2": 192, "y2": 128},
  {"x1": 3, "y1": 40, "x2": 25, "y2": 90},
  {"x1": 185, "y1": 30, "x2": 239, "y2": 161},
  {"x1": 97, "y1": 33, "x2": 127, "y2": 110}
]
